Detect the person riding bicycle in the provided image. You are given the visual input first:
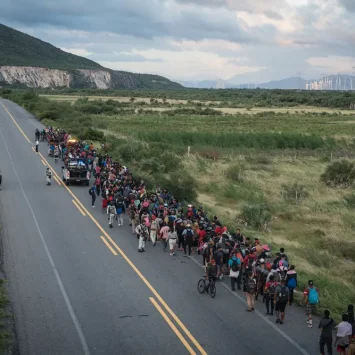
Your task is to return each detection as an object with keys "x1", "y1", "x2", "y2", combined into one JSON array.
[{"x1": 205, "y1": 259, "x2": 217, "y2": 282}]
